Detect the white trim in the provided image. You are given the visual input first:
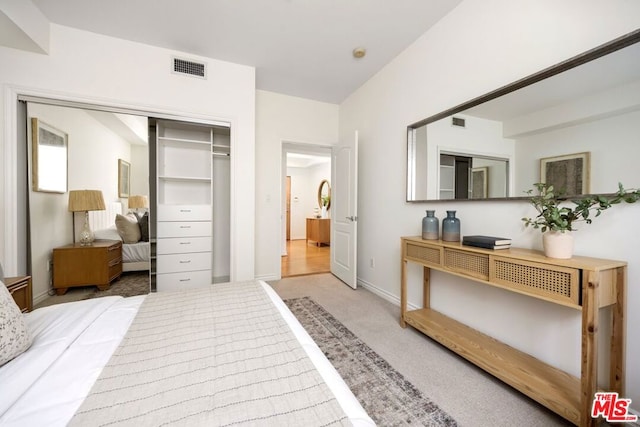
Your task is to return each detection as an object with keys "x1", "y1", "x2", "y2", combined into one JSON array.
[
  {"x1": 357, "y1": 277, "x2": 420, "y2": 311},
  {"x1": 3, "y1": 86, "x2": 20, "y2": 274},
  {"x1": 3, "y1": 85, "x2": 238, "y2": 280}
]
